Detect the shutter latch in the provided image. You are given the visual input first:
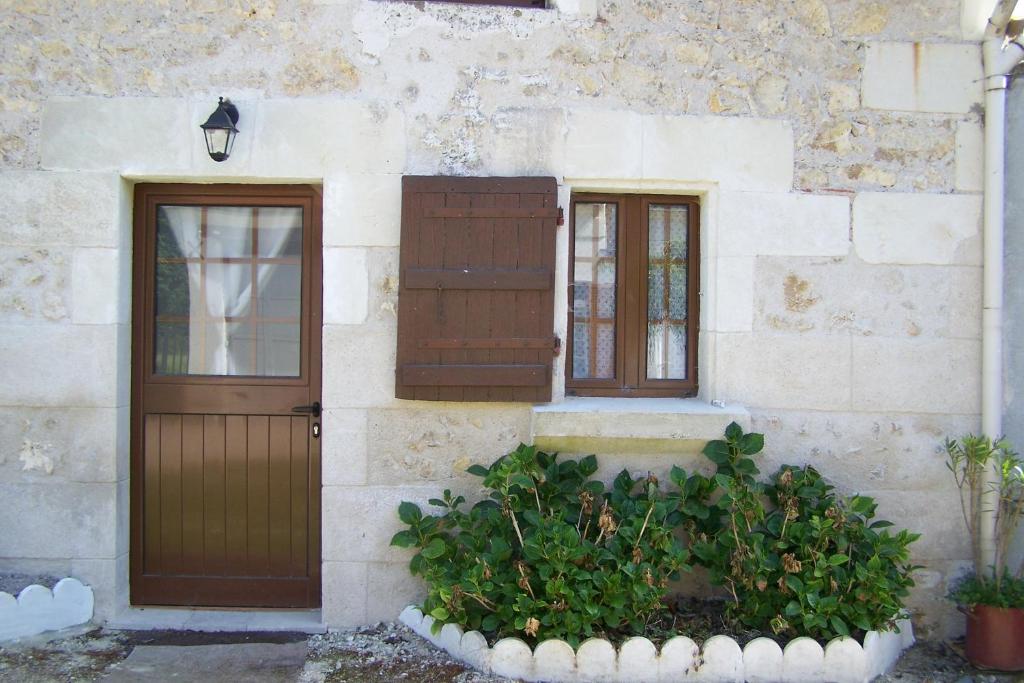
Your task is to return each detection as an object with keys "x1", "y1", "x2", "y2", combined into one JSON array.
[
  {"x1": 552, "y1": 336, "x2": 561, "y2": 356},
  {"x1": 557, "y1": 207, "x2": 565, "y2": 226}
]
